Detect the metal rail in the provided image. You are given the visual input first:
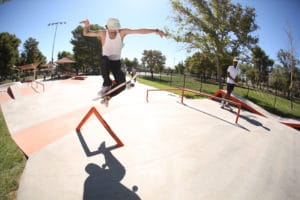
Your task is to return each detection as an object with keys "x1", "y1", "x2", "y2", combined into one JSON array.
[
  {"x1": 146, "y1": 87, "x2": 242, "y2": 124},
  {"x1": 30, "y1": 80, "x2": 45, "y2": 92}
]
